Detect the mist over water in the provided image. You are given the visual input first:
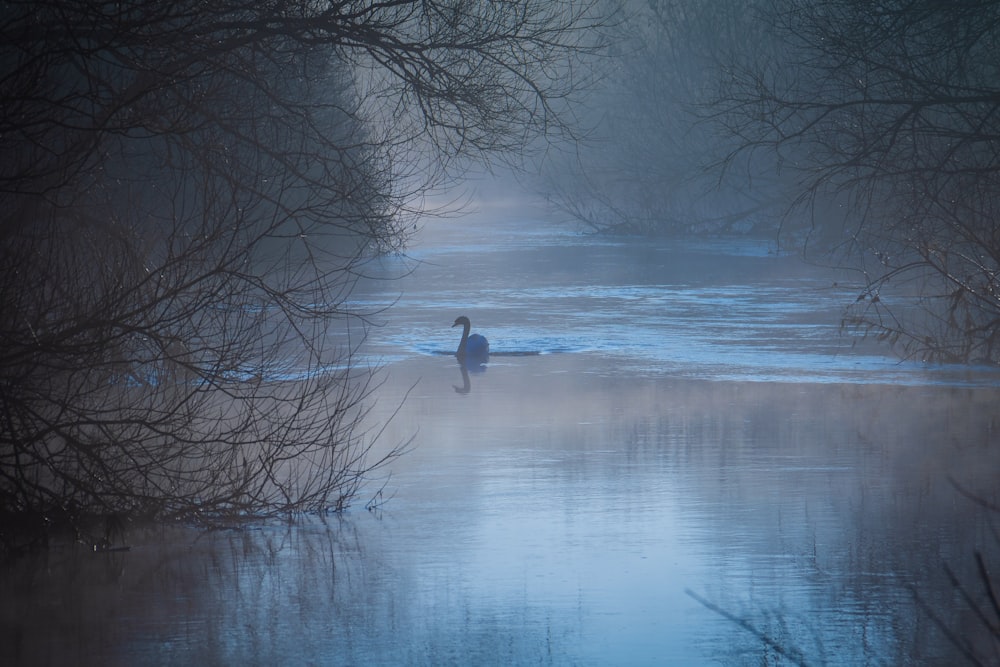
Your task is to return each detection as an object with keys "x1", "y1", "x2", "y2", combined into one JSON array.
[
  {"x1": 5, "y1": 217, "x2": 999, "y2": 665},
  {"x1": 353, "y1": 217, "x2": 1000, "y2": 386}
]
